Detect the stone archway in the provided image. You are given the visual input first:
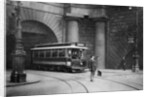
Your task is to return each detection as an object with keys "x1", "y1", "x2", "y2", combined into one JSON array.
[{"x1": 21, "y1": 20, "x2": 58, "y2": 68}]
